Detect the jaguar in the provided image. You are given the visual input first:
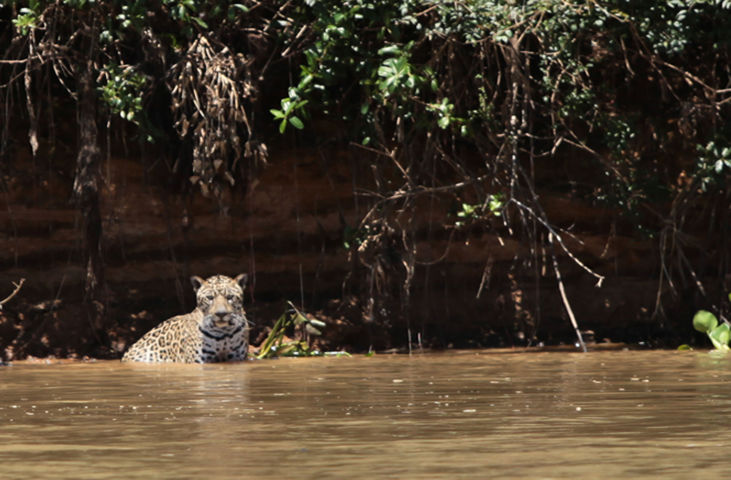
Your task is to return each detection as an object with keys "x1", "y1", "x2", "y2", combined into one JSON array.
[{"x1": 122, "y1": 274, "x2": 250, "y2": 363}]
